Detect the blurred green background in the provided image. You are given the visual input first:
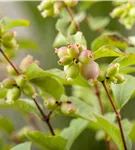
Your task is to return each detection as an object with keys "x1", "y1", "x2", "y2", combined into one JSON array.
[{"x1": 0, "y1": 1, "x2": 135, "y2": 149}]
